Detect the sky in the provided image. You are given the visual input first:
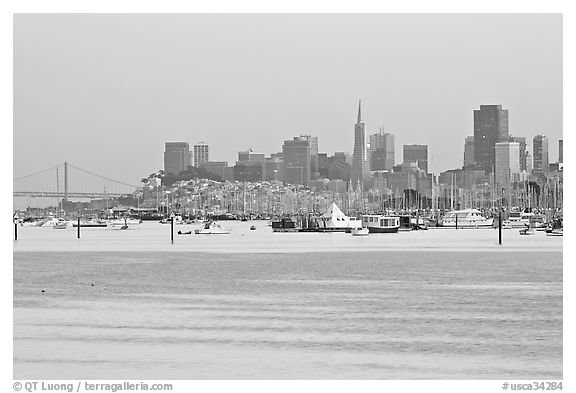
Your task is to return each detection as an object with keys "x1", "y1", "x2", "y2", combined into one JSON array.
[{"x1": 13, "y1": 13, "x2": 562, "y2": 186}]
